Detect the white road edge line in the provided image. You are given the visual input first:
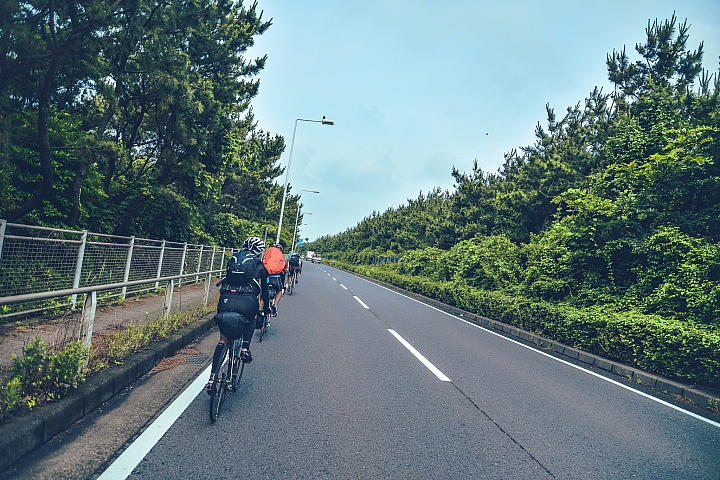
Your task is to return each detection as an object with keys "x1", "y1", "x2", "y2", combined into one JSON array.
[
  {"x1": 340, "y1": 284, "x2": 348, "y2": 290},
  {"x1": 353, "y1": 295, "x2": 369, "y2": 309},
  {"x1": 388, "y1": 329, "x2": 451, "y2": 382},
  {"x1": 98, "y1": 365, "x2": 212, "y2": 479},
  {"x1": 362, "y1": 277, "x2": 720, "y2": 428}
]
